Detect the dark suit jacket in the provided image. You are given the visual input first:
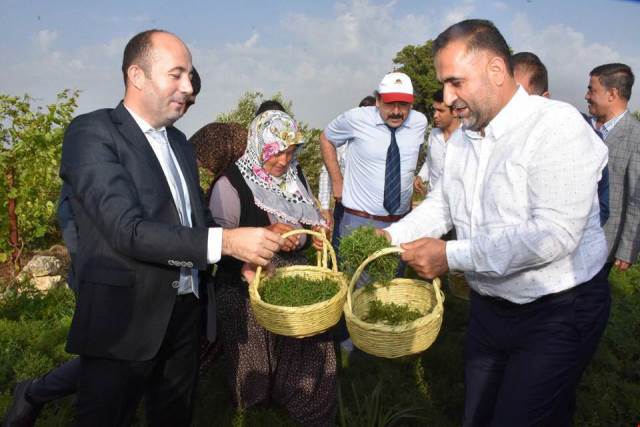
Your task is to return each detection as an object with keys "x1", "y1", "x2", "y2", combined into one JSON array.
[
  {"x1": 602, "y1": 112, "x2": 640, "y2": 263},
  {"x1": 60, "y1": 102, "x2": 214, "y2": 361}
]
